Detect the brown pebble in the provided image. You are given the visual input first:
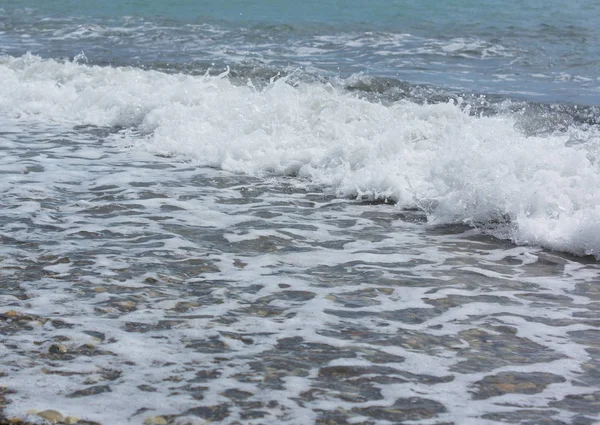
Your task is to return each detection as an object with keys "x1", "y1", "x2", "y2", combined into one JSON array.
[
  {"x1": 516, "y1": 382, "x2": 538, "y2": 391},
  {"x1": 376, "y1": 287, "x2": 394, "y2": 295},
  {"x1": 496, "y1": 383, "x2": 516, "y2": 393},
  {"x1": 115, "y1": 300, "x2": 137, "y2": 311},
  {"x1": 144, "y1": 416, "x2": 168, "y2": 425},
  {"x1": 36, "y1": 409, "x2": 64, "y2": 423}
]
